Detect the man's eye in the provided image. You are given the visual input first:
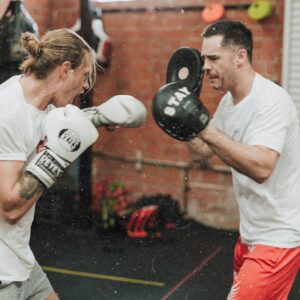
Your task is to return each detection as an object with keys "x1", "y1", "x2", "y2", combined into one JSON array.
[{"x1": 84, "y1": 74, "x2": 90, "y2": 82}]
